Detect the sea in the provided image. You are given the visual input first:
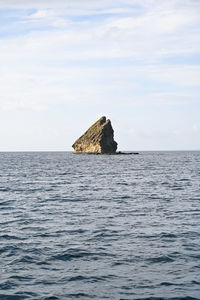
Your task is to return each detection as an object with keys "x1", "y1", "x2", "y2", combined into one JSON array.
[{"x1": 0, "y1": 151, "x2": 200, "y2": 300}]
